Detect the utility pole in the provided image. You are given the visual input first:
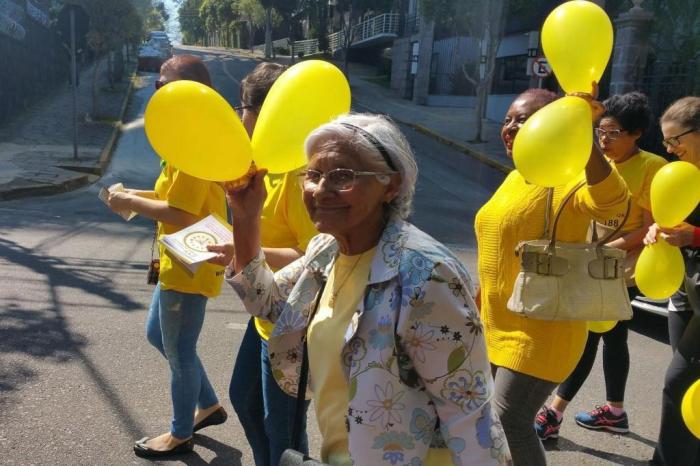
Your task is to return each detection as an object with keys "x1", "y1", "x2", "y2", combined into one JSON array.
[{"x1": 70, "y1": 6, "x2": 78, "y2": 160}]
